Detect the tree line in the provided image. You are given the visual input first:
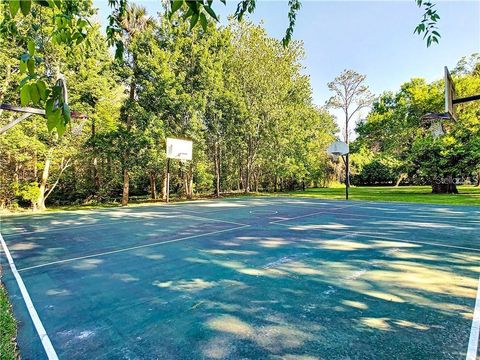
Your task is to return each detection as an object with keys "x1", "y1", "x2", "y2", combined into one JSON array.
[
  {"x1": 0, "y1": 3, "x2": 336, "y2": 210},
  {"x1": 1, "y1": 2, "x2": 478, "y2": 211}
]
